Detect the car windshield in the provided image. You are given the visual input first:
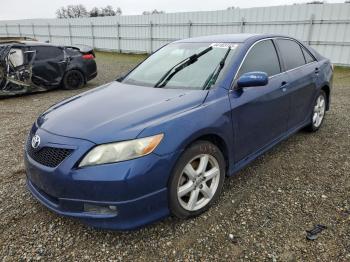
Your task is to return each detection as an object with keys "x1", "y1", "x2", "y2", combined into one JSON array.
[{"x1": 122, "y1": 42, "x2": 240, "y2": 90}]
